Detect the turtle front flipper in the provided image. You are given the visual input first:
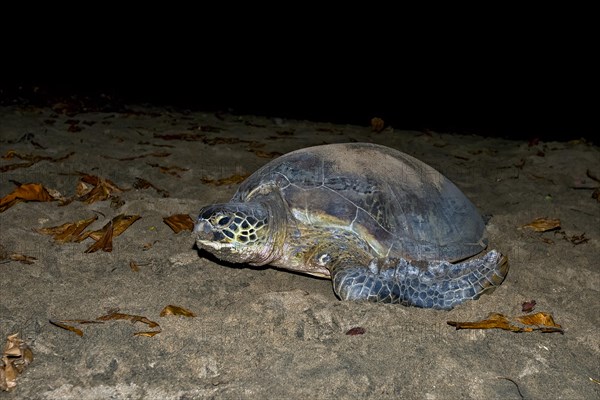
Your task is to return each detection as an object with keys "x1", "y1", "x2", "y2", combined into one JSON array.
[{"x1": 331, "y1": 250, "x2": 508, "y2": 310}]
